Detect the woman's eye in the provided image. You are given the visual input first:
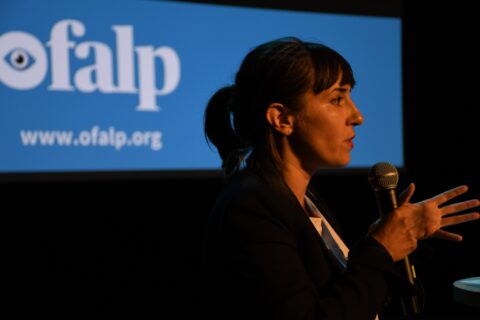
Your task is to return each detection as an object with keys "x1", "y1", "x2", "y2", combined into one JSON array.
[{"x1": 332, "y1": 97, "x2": 343, "y2": 105}]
